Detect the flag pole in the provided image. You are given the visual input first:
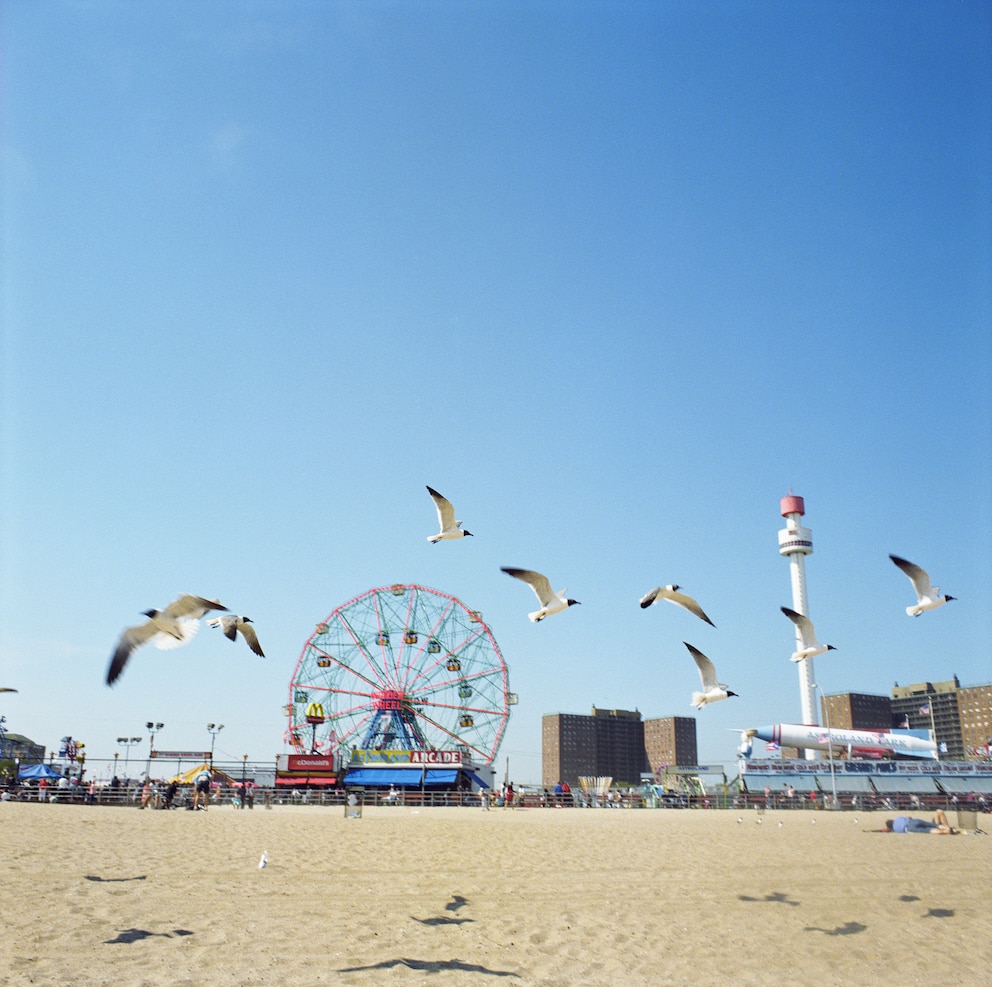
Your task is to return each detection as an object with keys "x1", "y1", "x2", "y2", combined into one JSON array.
[{"x1": 928, "y1": 701, "x2": 939, "y2": 761}]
